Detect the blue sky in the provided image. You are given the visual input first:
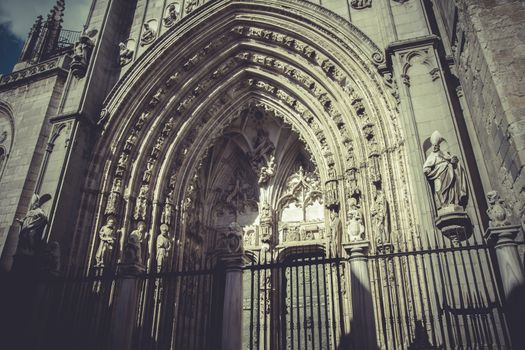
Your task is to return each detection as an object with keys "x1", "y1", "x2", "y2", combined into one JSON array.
[{"x1": 0, "y1": 0, "x2": 90, "y2": 74}]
